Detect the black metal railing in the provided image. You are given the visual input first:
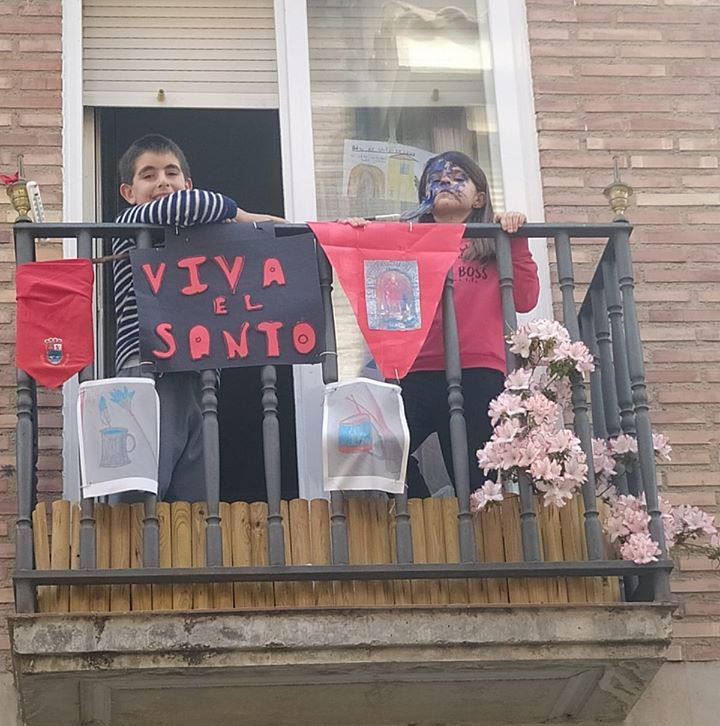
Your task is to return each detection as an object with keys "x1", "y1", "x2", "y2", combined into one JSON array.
[{"x1": 12, "y1": 221, "x2": 672, "y2": 613}]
